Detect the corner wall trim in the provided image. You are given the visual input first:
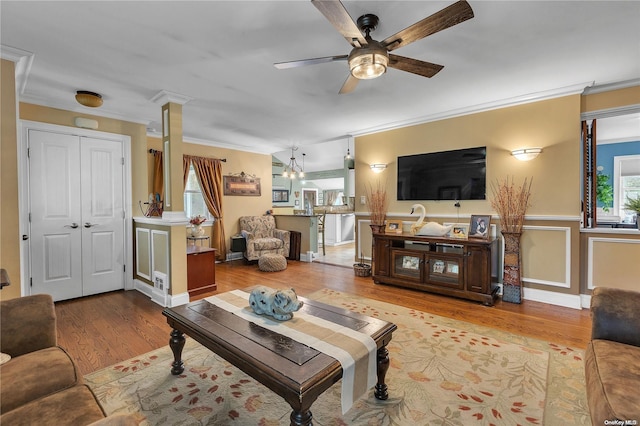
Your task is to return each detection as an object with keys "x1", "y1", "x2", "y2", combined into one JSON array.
[{"x1": 134, "y1": 279, "x2": 189, "y2": 307}]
